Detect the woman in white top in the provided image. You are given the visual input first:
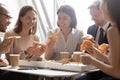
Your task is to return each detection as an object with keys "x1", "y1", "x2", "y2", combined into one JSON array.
[
  {"x1": 78, "y1": 0, "x2": 120, "y2": 79},
  {"x1": 45, "y1": 5, "x2": 83, "y2": 60}
]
